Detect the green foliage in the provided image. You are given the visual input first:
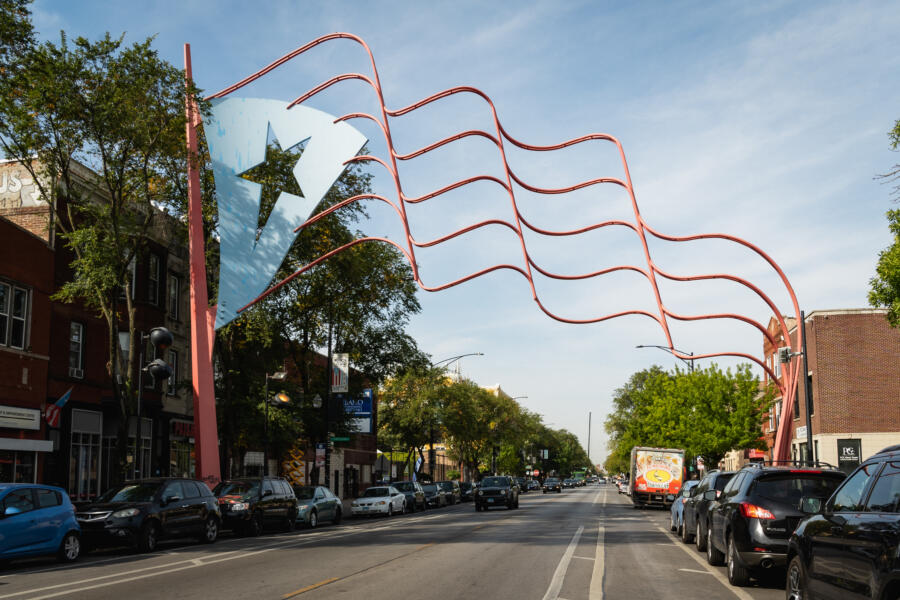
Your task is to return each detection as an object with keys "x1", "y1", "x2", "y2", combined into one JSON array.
[
  {"x1": 870, "y1": 116, "x2": 900, "y2": 327},
  {"x1": 604, "y1": 364, "x2": 770, "y2": 473}
]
